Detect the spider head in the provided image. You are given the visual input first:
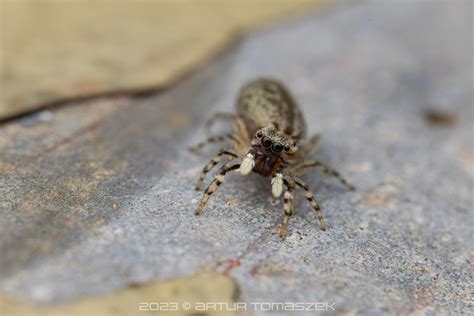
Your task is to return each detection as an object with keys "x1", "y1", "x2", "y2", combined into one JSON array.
[
  {"x1": 239, "y1": 125, "x2": 298, "y2": 177},
  {"x1": 252, "y1": 125, "x2": 297, "y2": 156},
  {"x1": 237, "y1": 125, "x2": 297, "y2": 177}
]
